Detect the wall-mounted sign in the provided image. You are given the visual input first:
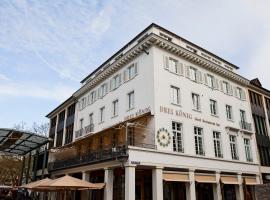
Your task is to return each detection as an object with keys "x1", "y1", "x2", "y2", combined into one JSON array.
[
  {"x1": 195, "y1": 117, "x2": 220, "y2": 127},
  {"x1": 157, "y1": 128, "x2": 171, "y2": 147}
]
